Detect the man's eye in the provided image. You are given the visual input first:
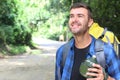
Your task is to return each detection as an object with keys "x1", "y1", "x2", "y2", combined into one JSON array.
[
  {"x1": 78, "y1": 15, "x2": 83, "y2": 17},
  {"x1": 70, "y1": 15, "x2": 74, "y2": 18}
]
